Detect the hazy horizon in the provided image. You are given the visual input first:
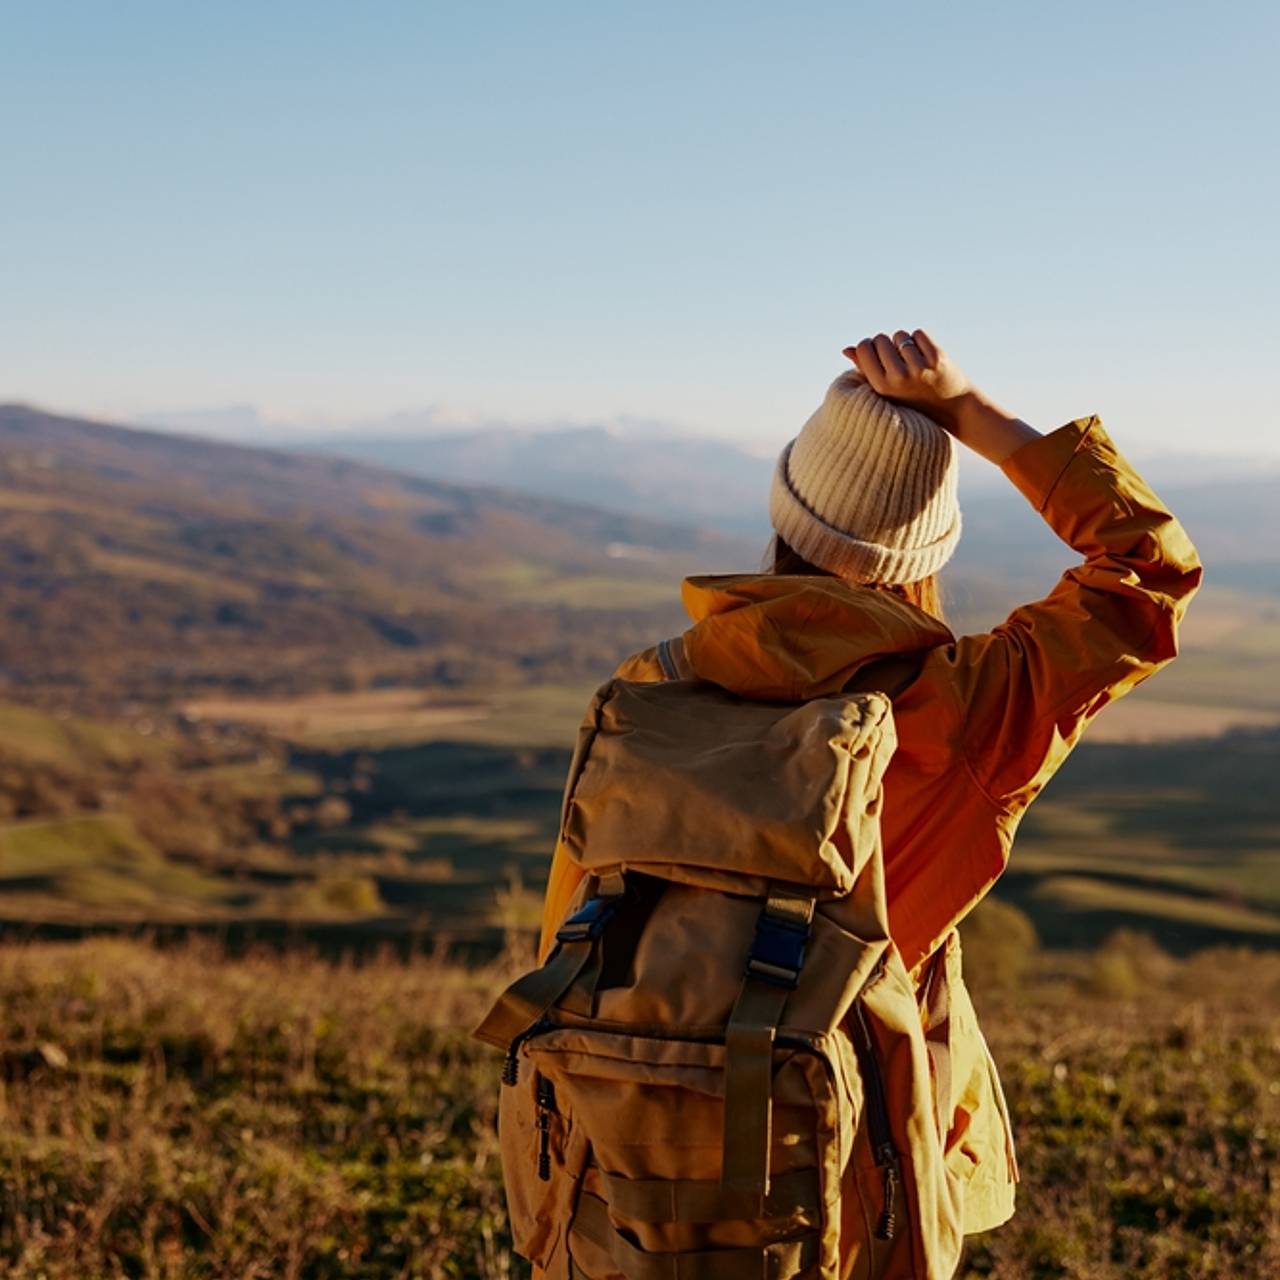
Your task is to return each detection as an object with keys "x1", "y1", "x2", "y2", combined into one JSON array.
[
  {"x1": 6, "y1": 396, "x2": 1279, "y2": 499},
  {"x1": 10, "y1": 394, "x2": 1280, "y2": 471}
]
